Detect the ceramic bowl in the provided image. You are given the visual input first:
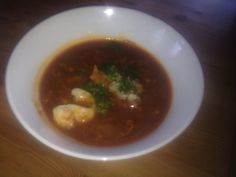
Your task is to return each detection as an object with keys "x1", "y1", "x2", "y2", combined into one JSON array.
[{"x1": 6, "y1": 6, "x2": 204, "y2": 161}]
